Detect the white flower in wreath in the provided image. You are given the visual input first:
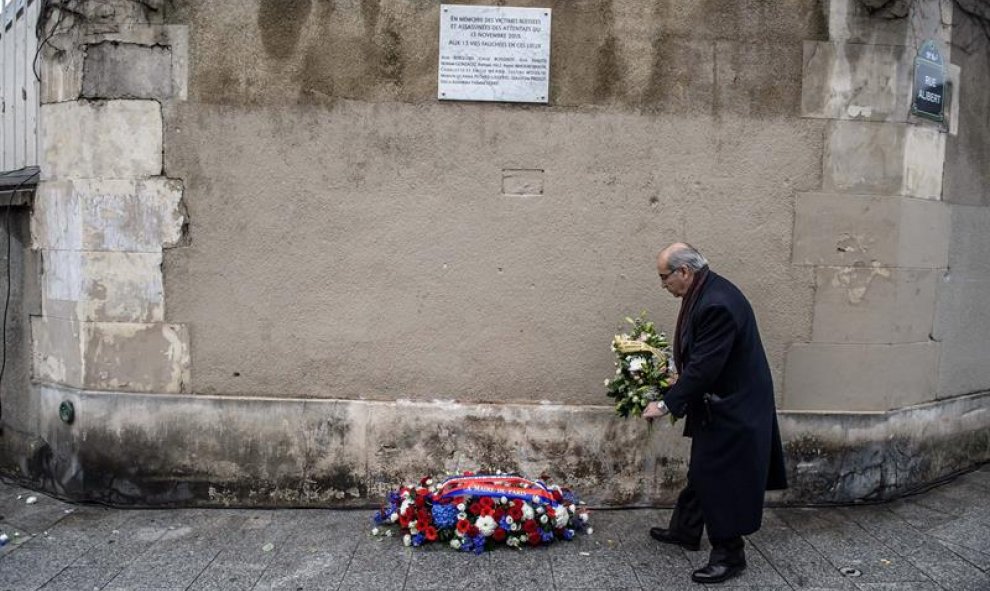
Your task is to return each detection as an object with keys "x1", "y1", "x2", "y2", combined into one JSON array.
[
  {"x1": 476, "y1": 515, "x2": 497, "y2": 537},
  {"x1": 554, "y1": 509, "x2": 569, "y2": 528},
  {"x1": 521, "y1": 503, "x2": 535, "y2": 521},
  {"x1": 390, "y1": 513, "x2": 398, "y2": 523},
  {"x1": 458, "y1": 512, "x2": 468, "y2": 521},
  {"x1": 450, "y1": 539, "x2": 462, "y2": 550},
  {"x1": 403, "y1": 534, "x2": 412, "y2": 547},
  {"x1": 399, "y1": 500, "x2": 412, "y2": 514},
  {"x1": 539, "y1": 515, "x2": 548, "y2": 524},
  {"x1": 456, "y1": 503, "x2": 466, "y2": 512},
  {"x1": 628, "y1": 356, "x2": 647, "y2": 373}
]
